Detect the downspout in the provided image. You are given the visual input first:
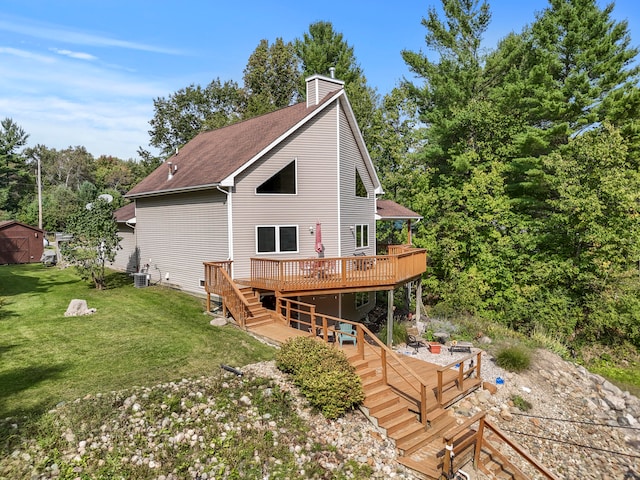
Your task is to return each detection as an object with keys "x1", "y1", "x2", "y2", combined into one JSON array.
[
  {"x1": 336, "y1": 98, "x2": 343, "y2": 319},
  {"x1": 216, "y1": 186, "x2": 233, "y2": 277}
]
